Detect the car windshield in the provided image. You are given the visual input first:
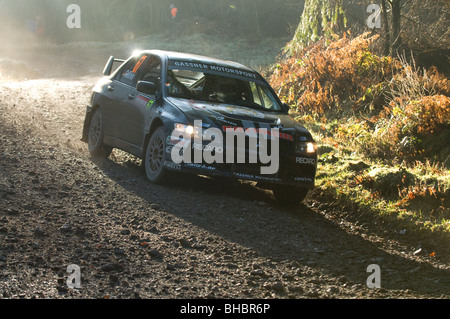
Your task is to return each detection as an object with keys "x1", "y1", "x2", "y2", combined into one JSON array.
[{"x1": 166, "y1": 60, "x2": 283, "y2": 112}]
